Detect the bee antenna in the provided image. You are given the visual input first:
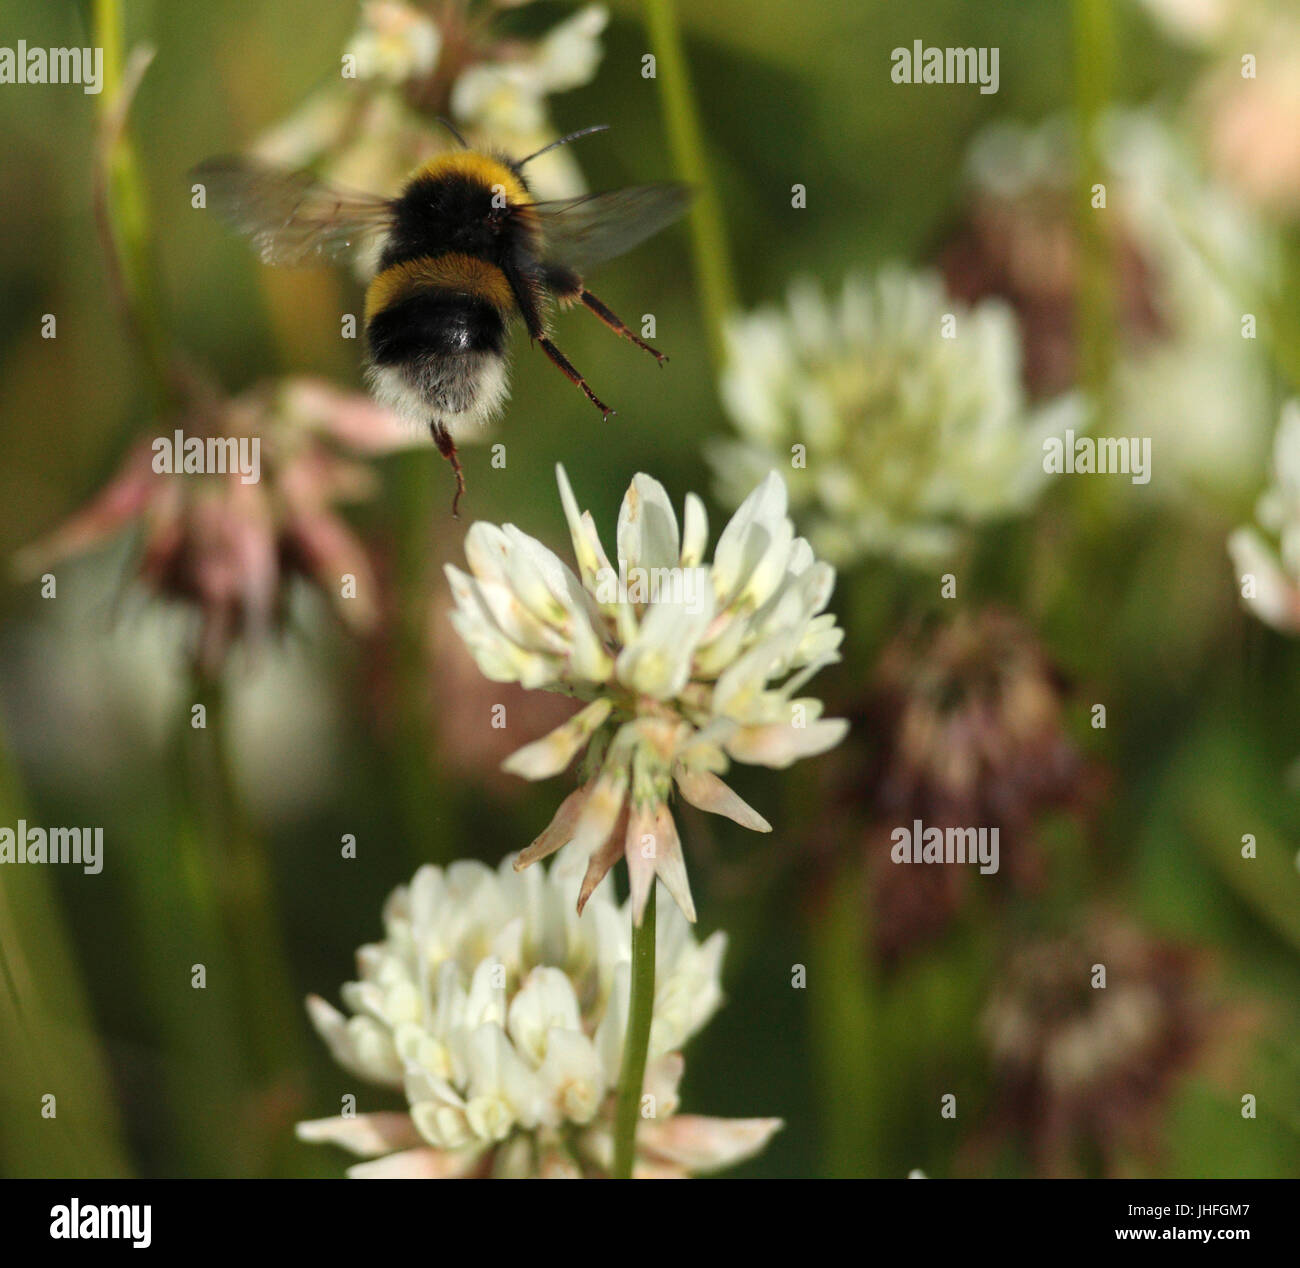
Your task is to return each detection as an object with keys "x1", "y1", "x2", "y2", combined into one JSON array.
[
  {"x1": 435, "y1": 117, "x2": 471, "y2": 149},
  {"x1": 517, "y1": 125, "x2": 610, "y2": 167}
]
